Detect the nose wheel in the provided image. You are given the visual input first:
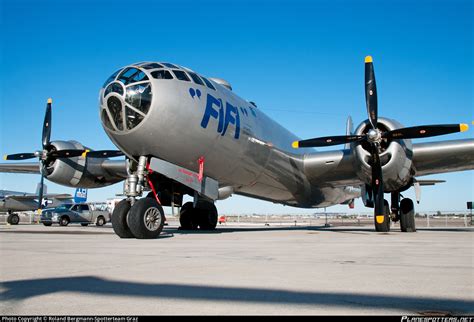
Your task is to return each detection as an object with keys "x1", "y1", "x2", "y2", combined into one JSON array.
[
  {"x1": 128, "y1": 198, "x2": 165, "y2": 239},
  {"x1": 111, "y1": 199, "x2": 134, "y2": 238}
]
